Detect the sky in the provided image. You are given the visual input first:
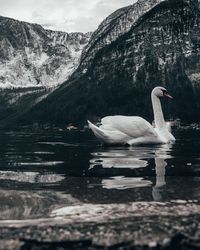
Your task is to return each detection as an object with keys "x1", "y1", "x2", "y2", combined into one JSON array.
[{"x1": 0, "y1": 0, "x2": 136, "y2": 33}]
